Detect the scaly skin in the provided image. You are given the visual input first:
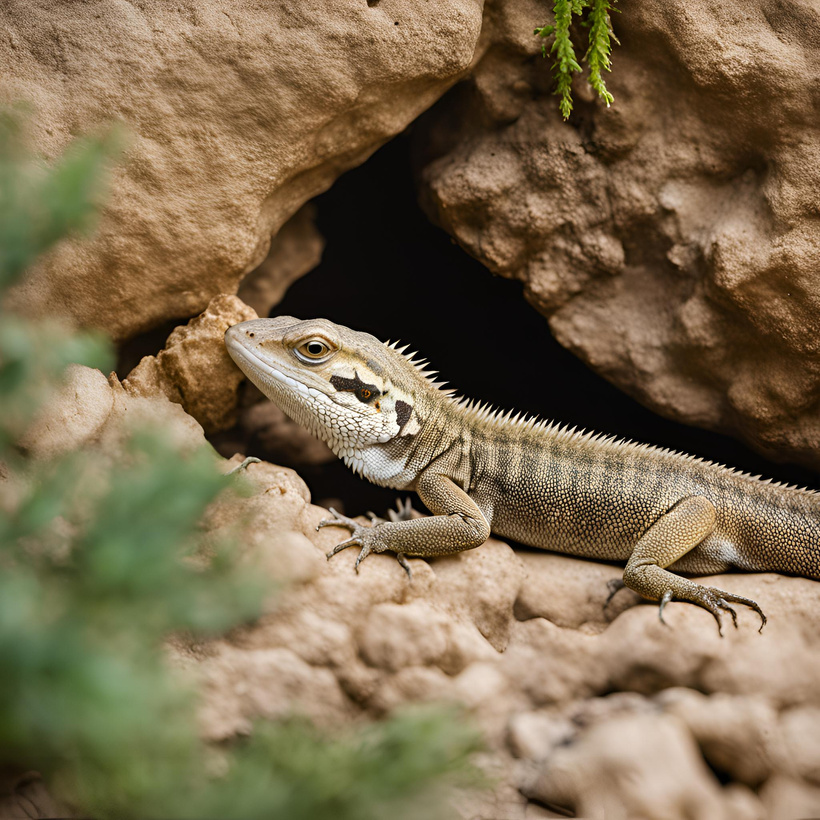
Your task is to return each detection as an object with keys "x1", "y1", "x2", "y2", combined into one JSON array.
[{"x1": 225, "y1": 316, "x2": 820, "y2": 633}]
